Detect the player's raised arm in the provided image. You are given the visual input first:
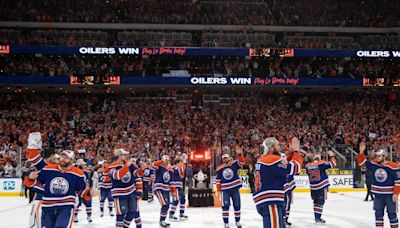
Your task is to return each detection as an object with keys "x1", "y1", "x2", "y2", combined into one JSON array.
[
  {"x1": 26, "y1": 132, "x2": 48, "y2": 170},
  {"x1": 327, "y1": 150, "x2": 337, "y2": 168},
  {"x1": 235, "y1": 145, "x2": 246, "y2": 166},
  {"x1": 287, "y1": 137, "x2": 304, "y2": 175}
]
